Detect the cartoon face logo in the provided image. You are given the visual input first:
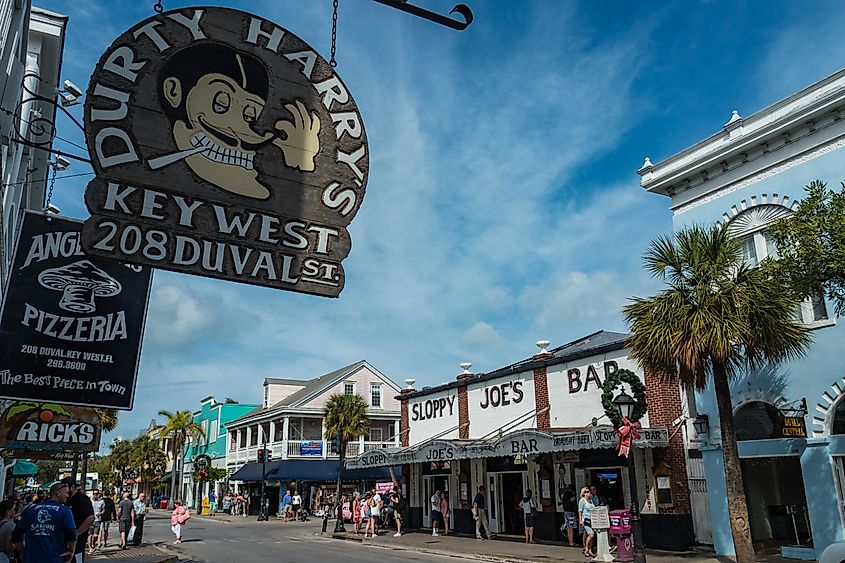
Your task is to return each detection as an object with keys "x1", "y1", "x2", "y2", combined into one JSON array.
[
  {"x1": 36, "y1": 507, "x2": 50, "y2": 524},
  {"x1": 148, "y1": 43, "x2": 321, "y2": 199}
]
